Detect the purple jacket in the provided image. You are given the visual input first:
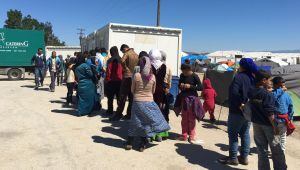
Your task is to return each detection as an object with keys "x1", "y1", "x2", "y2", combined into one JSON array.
[{"x1": 174, "y1": 96, "x2": 205, "y2": 121}]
